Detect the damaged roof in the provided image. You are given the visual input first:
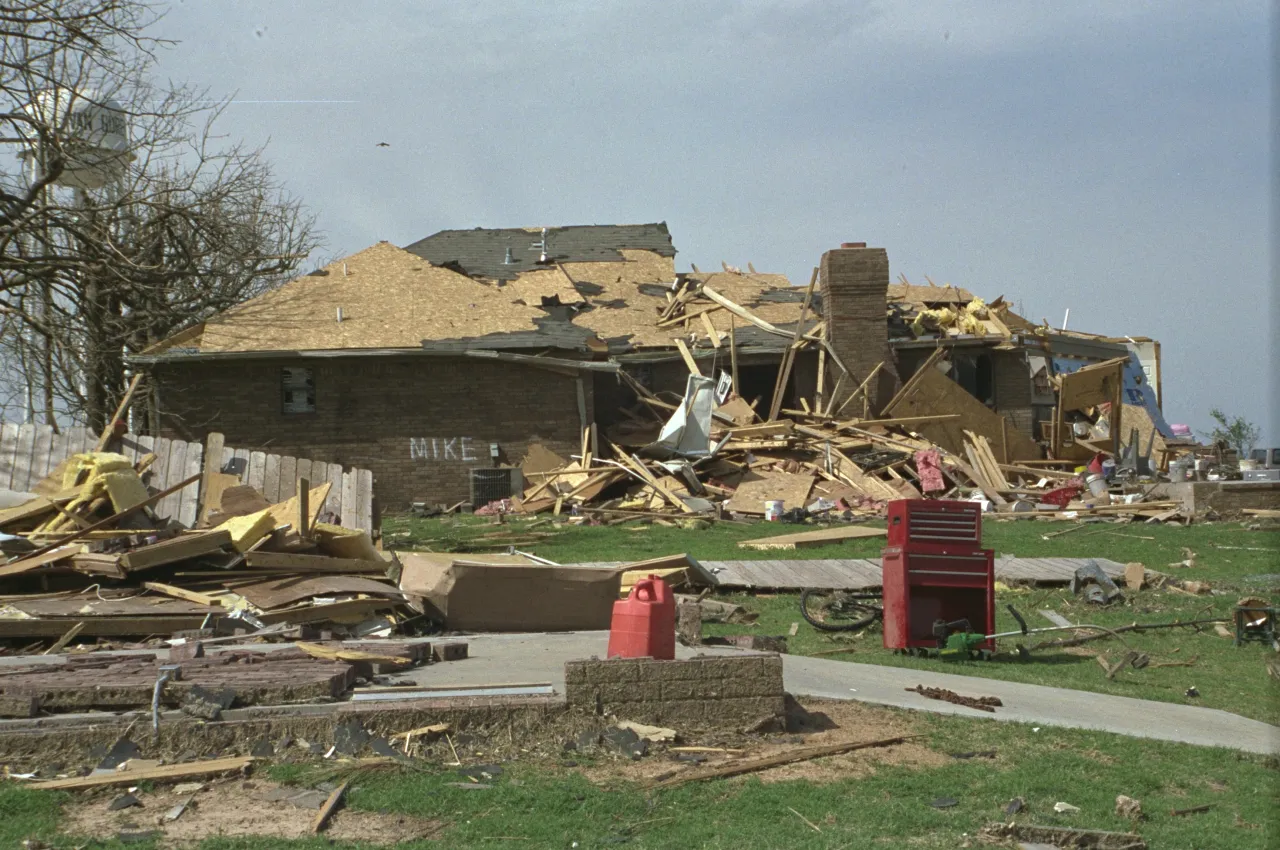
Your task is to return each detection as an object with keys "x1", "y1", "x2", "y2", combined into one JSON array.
[
  {"x1": 404, "y1": 222, "x2": 677, "y2": 282},
  {"x1": 140, "y1": 236, "x2": 805, "y2": 360},
  {"x1": 144, "y1": 242, "x2": 556, "y2": 355}
]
